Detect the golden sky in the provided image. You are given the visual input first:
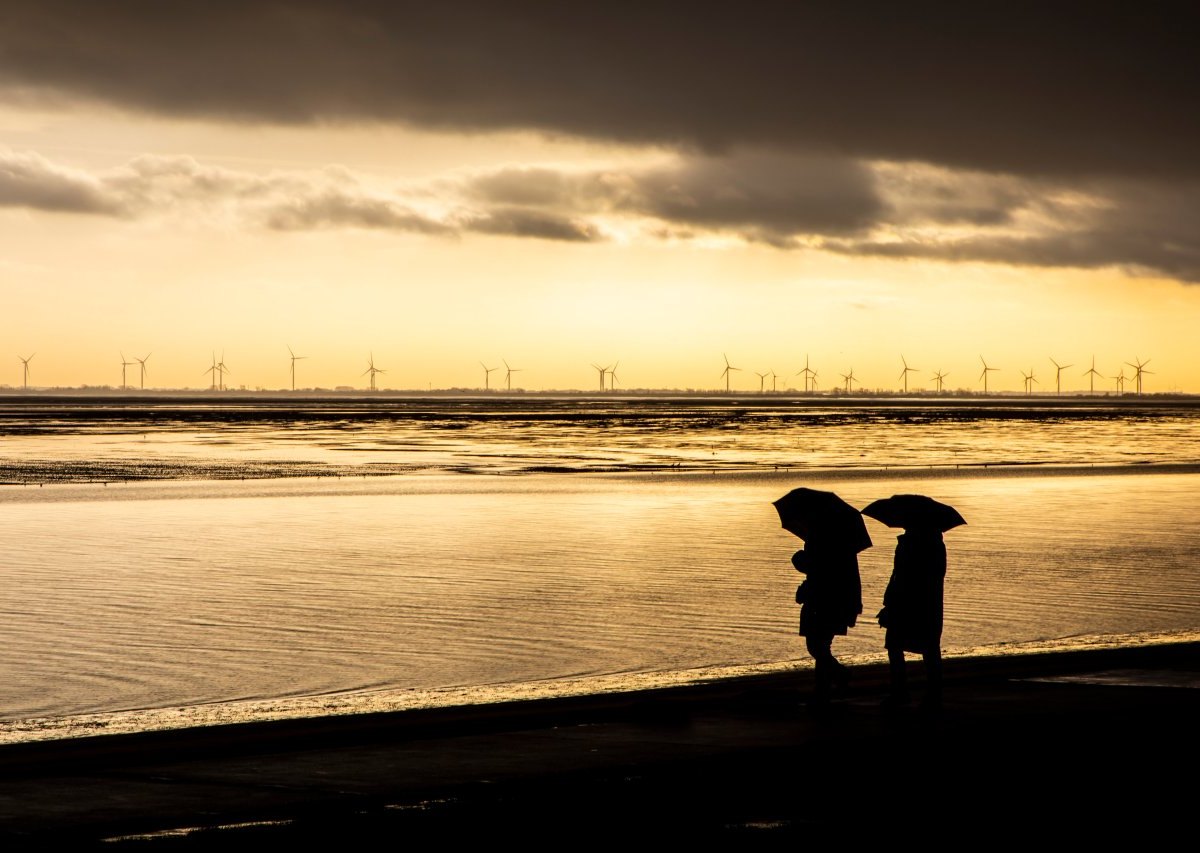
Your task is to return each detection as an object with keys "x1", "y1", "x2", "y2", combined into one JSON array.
[{"x1": 1, "y1": 4, "x2": 1196, "y2": 392}]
